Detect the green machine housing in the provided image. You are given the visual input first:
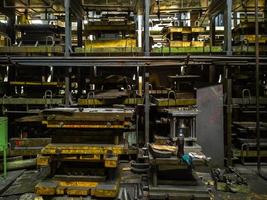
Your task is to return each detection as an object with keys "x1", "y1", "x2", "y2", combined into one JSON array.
[{"x1": 0, "y1": 117, "x2": 8, "y2": 177}]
